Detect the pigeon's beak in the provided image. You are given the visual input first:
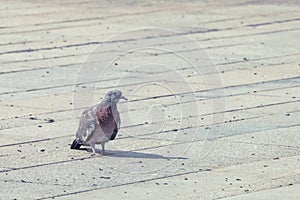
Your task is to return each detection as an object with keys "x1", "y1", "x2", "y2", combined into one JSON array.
[{"x1": 120, "y1": 96, "x2": 128, "y2": 101}]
